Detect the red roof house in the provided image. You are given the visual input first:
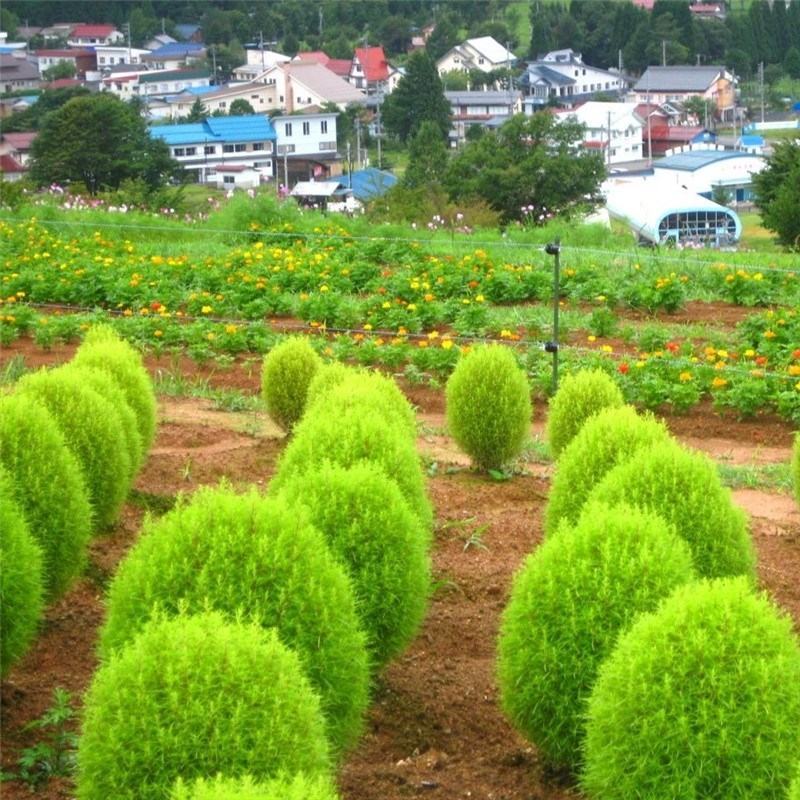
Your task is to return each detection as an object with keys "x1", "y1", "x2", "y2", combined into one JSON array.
[
  {"x1": 350, "y1": 46, "x2": 390, "y2": 93},
  {"x1": 68, "y1": 24, "x2": 123, "y2": 46}
]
